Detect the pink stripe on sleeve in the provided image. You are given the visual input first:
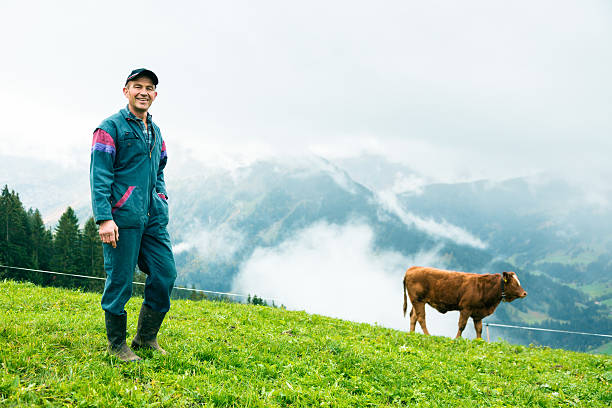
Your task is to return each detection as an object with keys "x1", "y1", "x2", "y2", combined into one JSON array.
[
  {"x1": 92, "y1": 129, "x2": 115, "y2": 148},
  {"x1": 160, "y1": 140, "x2": 167, "y2": 160}
]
